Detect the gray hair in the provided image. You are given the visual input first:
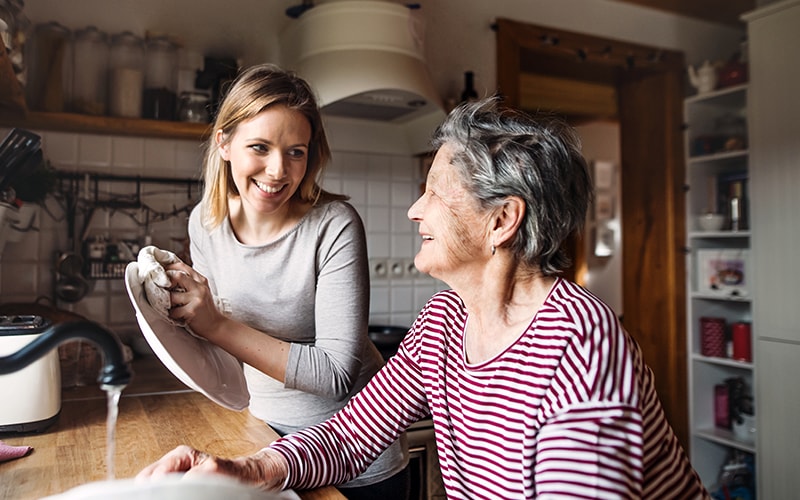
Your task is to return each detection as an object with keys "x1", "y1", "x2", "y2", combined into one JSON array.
[{"x1": 431, "y1": 97, "x2": 592, "y2": 275}]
